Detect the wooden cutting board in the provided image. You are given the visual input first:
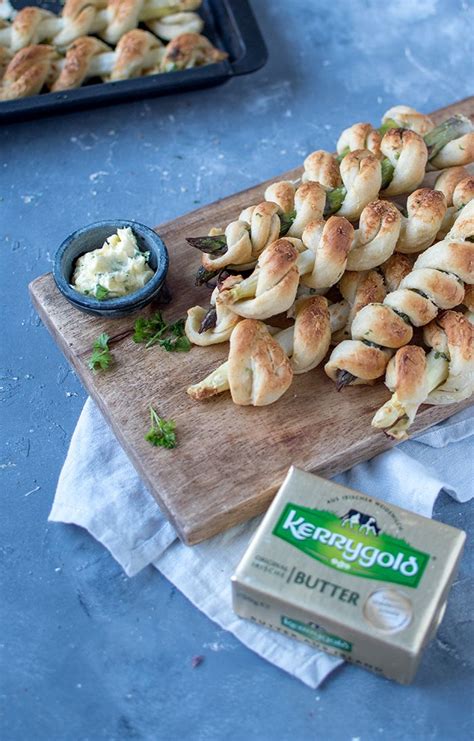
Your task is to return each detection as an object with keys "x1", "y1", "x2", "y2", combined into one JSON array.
[{"x1": 30, "y1": 97, "x2": 474, "y2": 544}]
